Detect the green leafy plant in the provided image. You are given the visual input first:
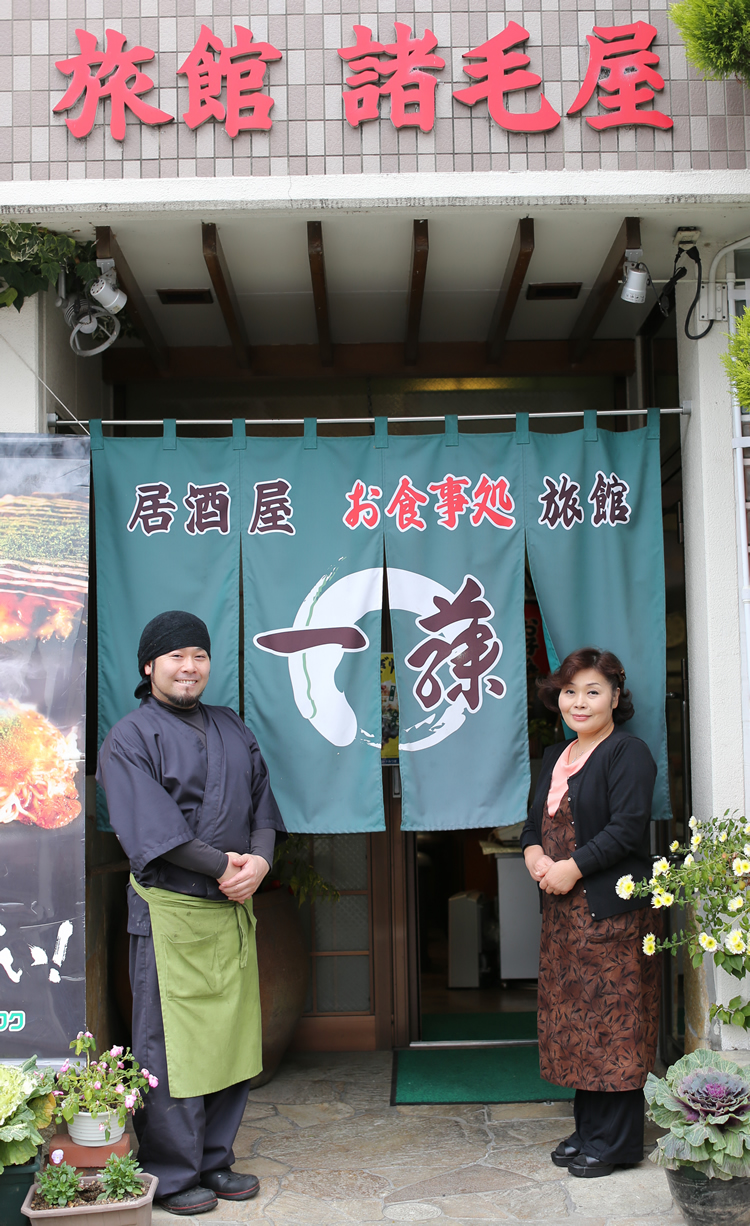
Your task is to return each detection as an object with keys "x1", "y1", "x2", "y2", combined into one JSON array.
[
  {"x1": 645, "y1": 1048, "x2": 750, "y2": 1179},
  {"x1": 268, "y1": 834, "x2": 340, "y2": 906},
  {"x1": 0, "y1": 1056, "x2": 56, "y2": 1174},
  {"x1": 36, "y1": 1159, "x2": 83, "y2": 1208},
  {"x1": 97, "y1": 1152, "x2": 146, "y2": 1202},
  {"x1": 528, "y1": 717, "x2": 557, "y2": 750},
  {"x1": 721, "y1": 309, "x2": 750, "y2": 410},
  {"x1": 617, "y1": 811, "x2": 750, "y2": 1027},
  {"x1": 54, "y1": 1032, "x2": 155, "y2": 1138},
  {"x1": 0, "y1": 222, "x2": 99, "y2": 312},
  {"x1": 670, "y1": 0, "x2": 750, "y2": 83}
]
